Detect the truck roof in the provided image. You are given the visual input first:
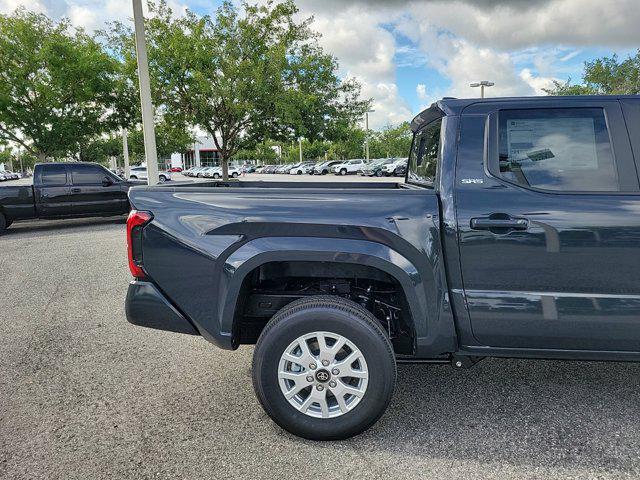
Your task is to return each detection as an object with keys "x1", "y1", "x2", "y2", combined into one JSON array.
[
  {"x1": 411, "y1": 94, "x2": 640, "y2": 132},
  {"x1": 34, "y1": 161, "x2": 103, "y2": 167}
]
